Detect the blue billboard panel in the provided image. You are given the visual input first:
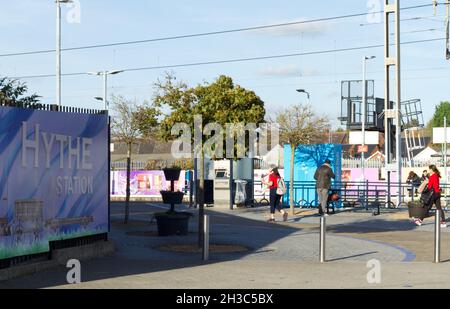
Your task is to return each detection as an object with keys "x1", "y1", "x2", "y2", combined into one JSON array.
[
  {"x1": 284, "y1": 144, "x2": 342, "y2": 205},
  {"x1": 0, "y1": 106, "x2": 108, "y2": 260},
  {"x1": 284, "y1": 144, "x2": 342, "y2": 183}
]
